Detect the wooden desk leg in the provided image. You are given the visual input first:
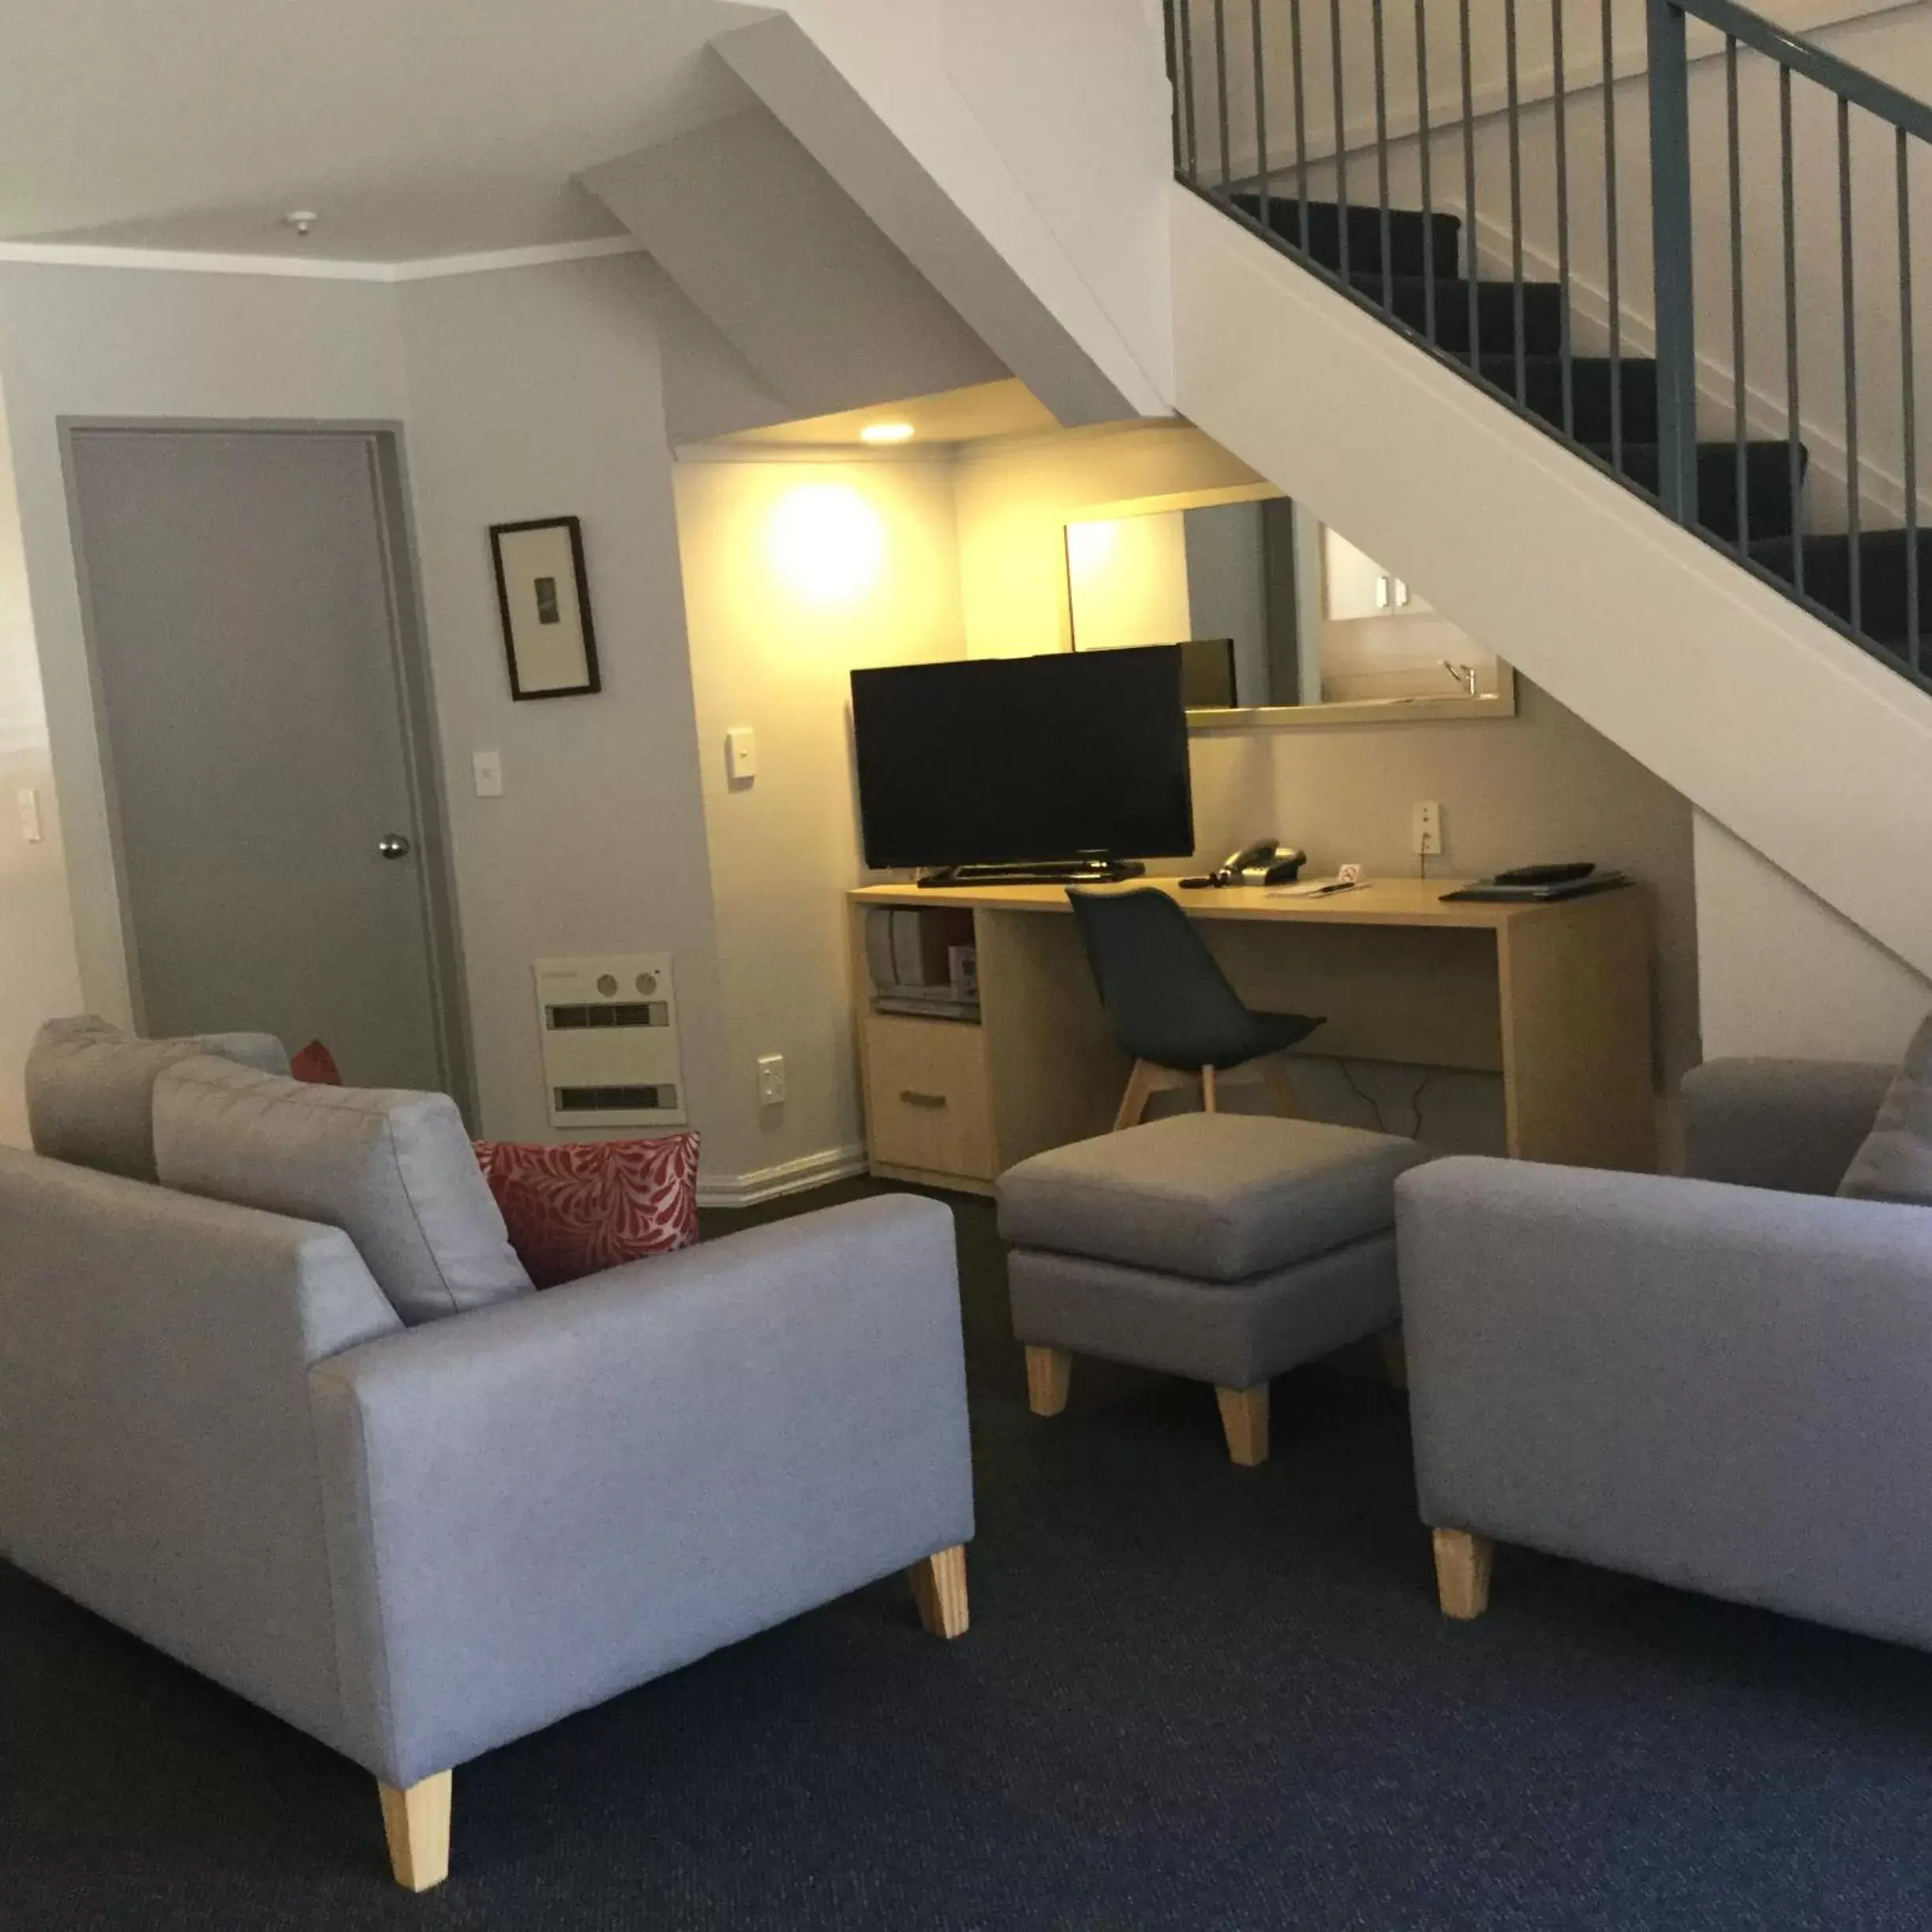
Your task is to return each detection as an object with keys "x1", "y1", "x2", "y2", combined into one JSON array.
[
  {"x1": 1025, "y1": 1345, "x2": 1072, "y2": 1416},
  {"x1": 1432, "y1": 1528, "x2": 1494, "y2": 1619},
  {"x1": 1215, "y1": 1383, "x2": 1270, "y2": 1466}
]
